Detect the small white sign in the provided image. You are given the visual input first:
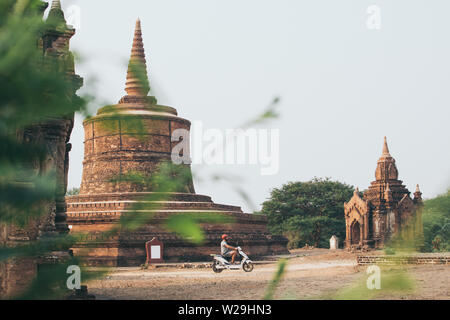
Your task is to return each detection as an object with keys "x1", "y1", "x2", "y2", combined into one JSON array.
[{"x1": 151, "y1": 245, "x2": 161, "y2": 259}]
